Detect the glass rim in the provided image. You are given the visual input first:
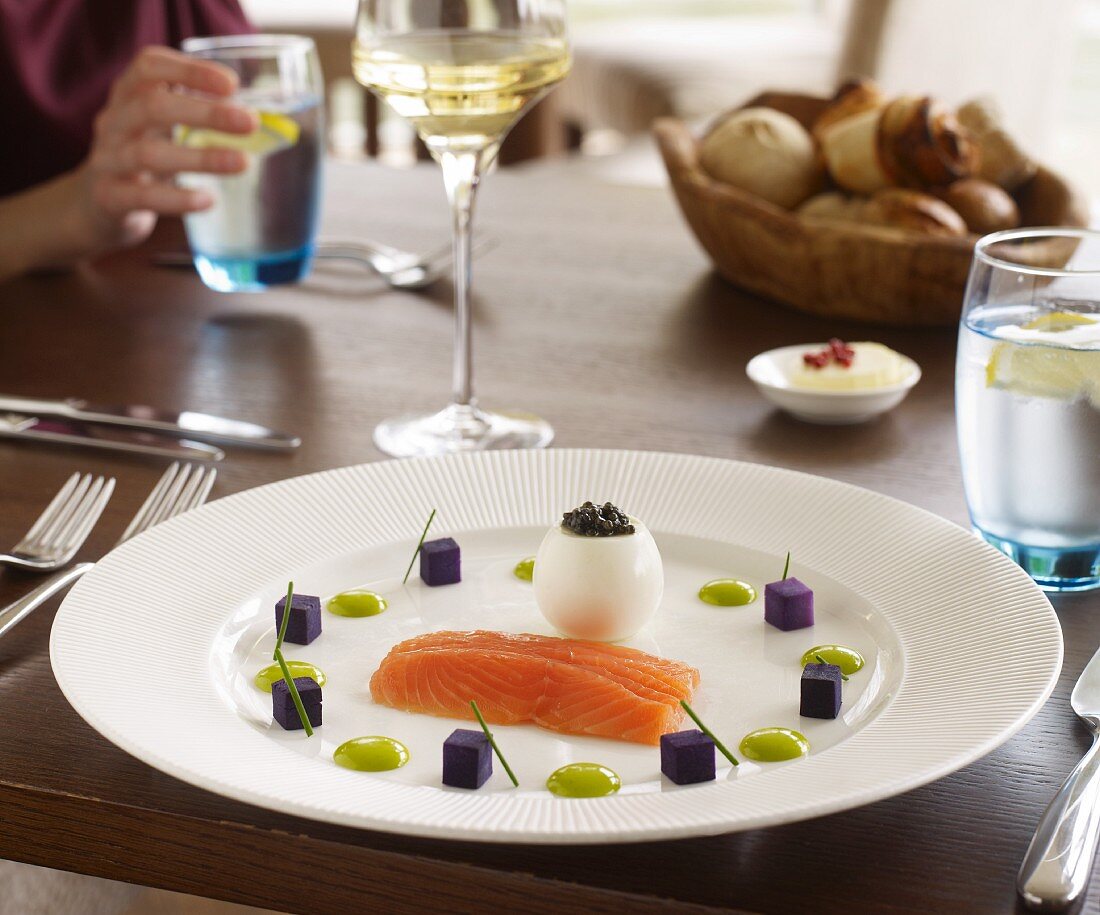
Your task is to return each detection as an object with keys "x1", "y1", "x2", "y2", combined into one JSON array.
[
  {"x1": 182, "y1": 33, "x2": 316, "y2": 57},
  {"x1": 973, "y1": 226, "x2": 1100, "y2": 277}
]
